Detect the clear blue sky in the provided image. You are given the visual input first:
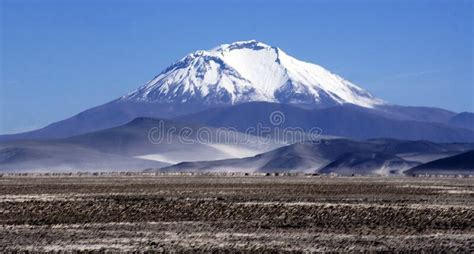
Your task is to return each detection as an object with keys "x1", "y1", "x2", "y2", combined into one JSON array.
[{"x1": 1, "y1": 0, "x2": 473, "y2": 134}]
